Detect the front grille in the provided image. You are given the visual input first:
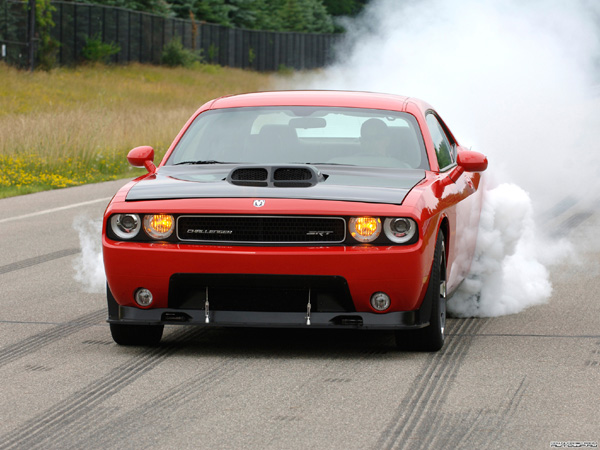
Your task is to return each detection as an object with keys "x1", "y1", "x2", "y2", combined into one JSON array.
[{"x1": 177, "y1": 215, "x2": 346, "y2": 244}]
